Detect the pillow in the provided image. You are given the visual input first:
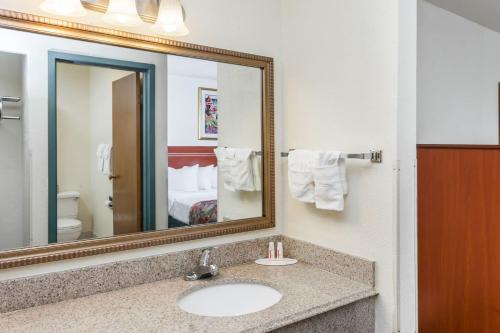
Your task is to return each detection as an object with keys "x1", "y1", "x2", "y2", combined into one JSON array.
[
  {"x1": 211, "y1": 166, "x2": 218, "y2": 189},
  {"x1": 168, "y1": 165, "x2": 199, "y2": 192},
  {"x1": 198, "y1": 165, "x2": 214, "y2": 190}
]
